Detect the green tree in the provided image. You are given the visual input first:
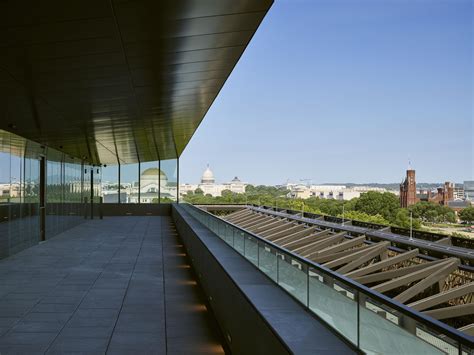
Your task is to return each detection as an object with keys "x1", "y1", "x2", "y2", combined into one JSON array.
[
  {"x1": 459, "y1": 207, "x2": 474, "y2": 223},
  {"x1": 394, "y1": 209, "x2": 421, "y2": 229},
  {"x1": 410, "y1": 201, "x2": 457, "y2": 223},
  {"x1": 354, "y1": 191, "x2": 400, "y2": 222},
  {"x1": 194, "y1": 188, "x2": 204, "y2": 195}
]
